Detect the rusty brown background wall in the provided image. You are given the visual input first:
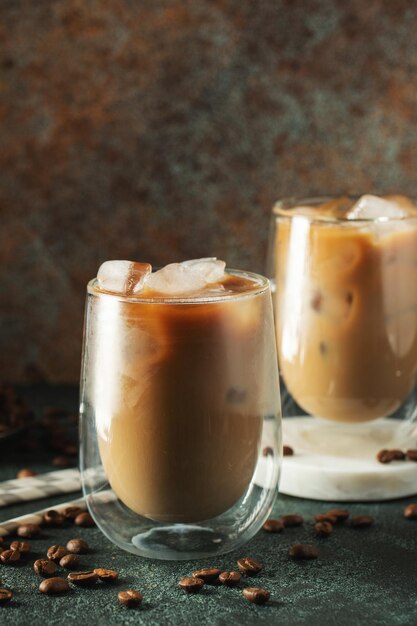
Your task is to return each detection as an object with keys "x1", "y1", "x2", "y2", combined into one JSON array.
[{"x1": 1, "y1": 0, "x2": 417, "y2": 383}]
